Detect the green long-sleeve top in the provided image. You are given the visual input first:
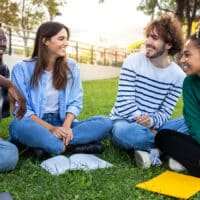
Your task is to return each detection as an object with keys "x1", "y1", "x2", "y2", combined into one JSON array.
[{"x1": 183, "y1": 75, "x2": 200, "y2": 144}]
